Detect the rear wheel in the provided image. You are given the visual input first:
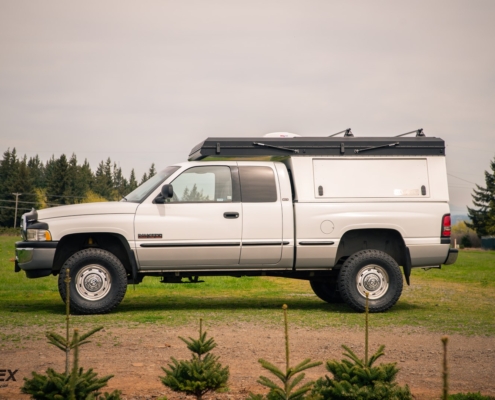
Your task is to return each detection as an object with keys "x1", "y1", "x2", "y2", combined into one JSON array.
[
  {"x1": 58, "y1": 248, "x2": 127, "y2": 315},
  {"x1": 310, "y1": 278, "x2": 343, "y2": 303},
  {"x1": 338, "y1": 249, "x2": 403, "y2": 312}
]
